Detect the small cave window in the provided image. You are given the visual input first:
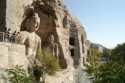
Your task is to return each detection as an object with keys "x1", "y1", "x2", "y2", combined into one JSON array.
[
  {"x1": 70, "y1": 49, "x2": 74, "y2": 57},
  {"x1": 58, "y1": 0, "x2": 61, "y2": 6},
  {"x1": 69, "y1": 37, "x2": 75, "y2": 45}
]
